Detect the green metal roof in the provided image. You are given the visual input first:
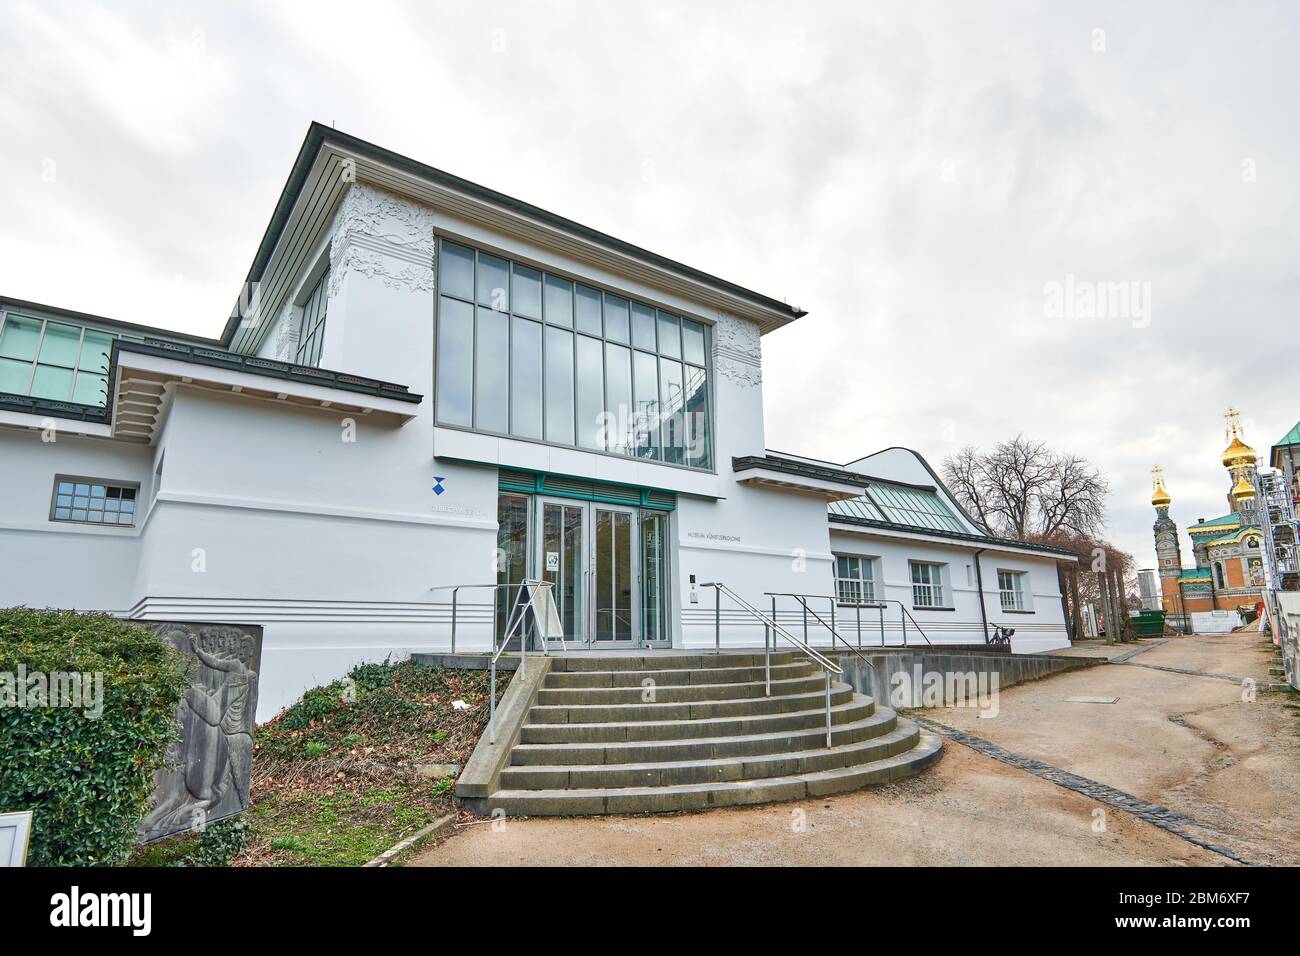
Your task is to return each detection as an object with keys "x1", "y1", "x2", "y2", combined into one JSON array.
[
  {"x1": 1188, "y1": 513, "x2": 1240, "y2": 534},
  {"x1": 1197, "y1": 532, "x2": 1238, "y2": 546},
  {"x1": 1275, "y1": 421, "x2": 1300, "y2": 448},
  {"x1": 830, "y1": 483, "x2": 967, "y2": 534},
  {"x1": 1179, "y1": 567, "x2": 1212, "y2": 580}
]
